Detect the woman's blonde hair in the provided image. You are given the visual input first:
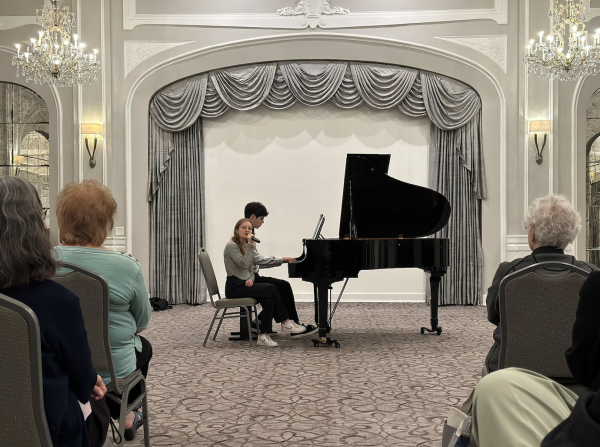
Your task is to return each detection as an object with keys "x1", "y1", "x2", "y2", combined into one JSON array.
[
  {"x1": 56, "y1": 180, "x2": 117, "y2": 246},
  {"x1": 231, "y1": 218, "x2": 252, "y2": 255}
]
